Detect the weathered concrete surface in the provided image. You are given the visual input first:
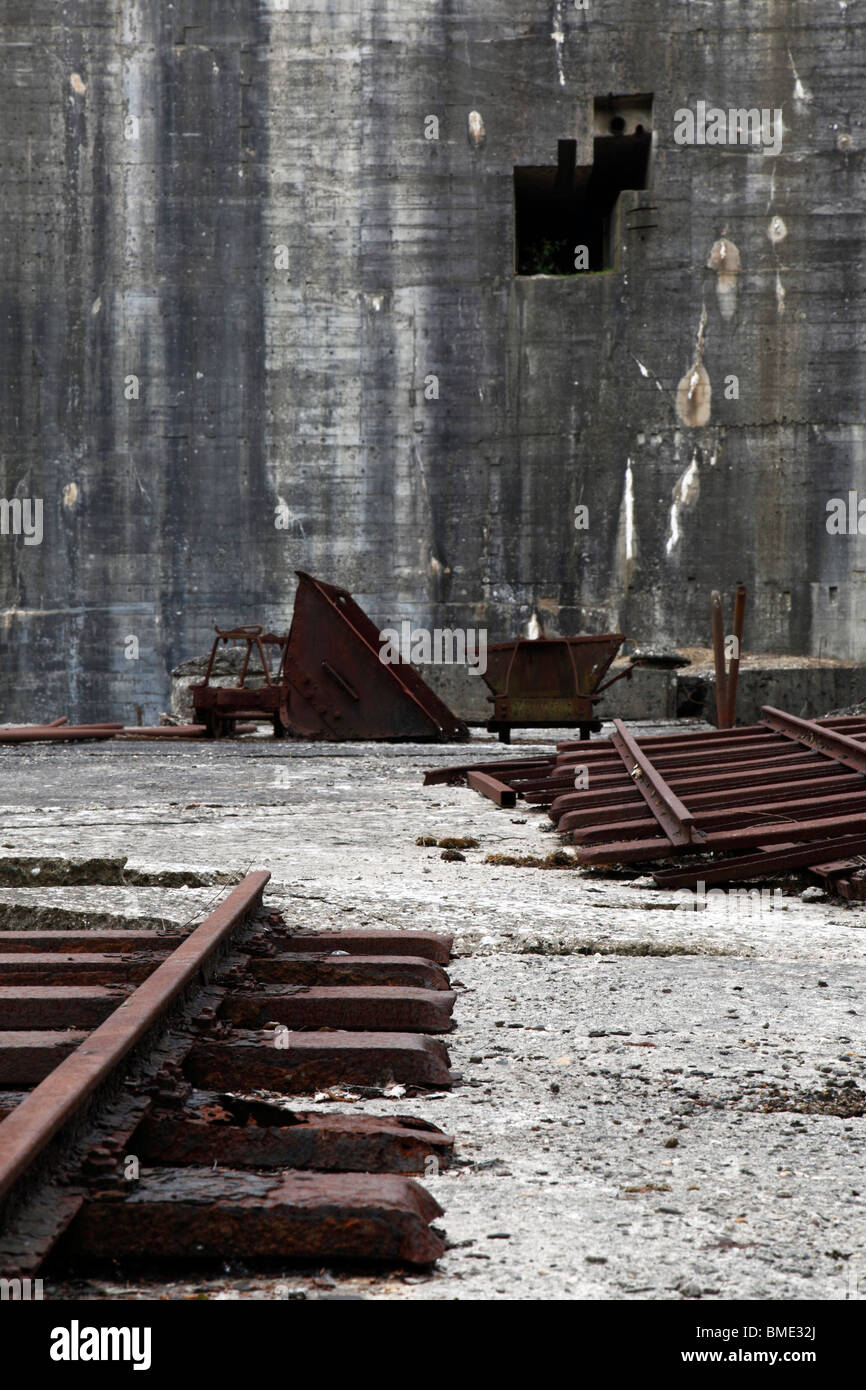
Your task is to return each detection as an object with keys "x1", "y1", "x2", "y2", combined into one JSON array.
[
  {"x1": 2, "y1": 3, "x2": 866, "y2": 722},
  {"x1": 1, "y1": 729, "x2": 864, "y2": 1301}
]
